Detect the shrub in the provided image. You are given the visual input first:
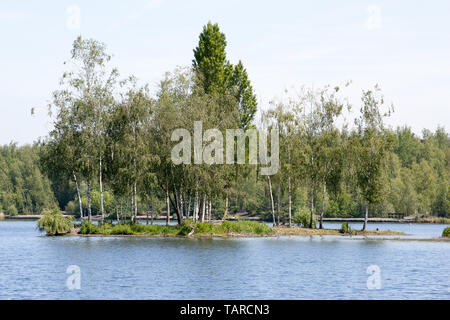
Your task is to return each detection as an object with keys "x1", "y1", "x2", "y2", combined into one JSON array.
[
  {"x1": 37, "y1": 209, "x2": 73, "y2": 235},
  {"x1": 110, "y1": 224, "x2": 133, "y2": 235},
  {"x1": 250, "y1": 222, "x2": 273, "y2": 234},
  {"x1": 216, "y1": 220, "x2": 273, "y2": 235},
  {"x1": 79, "y1": 221, "x2": 100, "y2": 234},
  {"x1": 293, "y1": 207, "x2": 316, "y2": 228},
  {"x1": 442, "y1": 227, "x2": 450, "y2": 238},
  {"x1": 339, "y1": 222, "x2": 354, "y2": 234},
  {"x1": 194, "y1": 222, "x2": 214, "y2": 234},
  {"x1": 178, "y1": 219, "x2": 195, "y2": 235},
  {"x1": 131, "y1": 223, "x2": 146, "y2": 233}
]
